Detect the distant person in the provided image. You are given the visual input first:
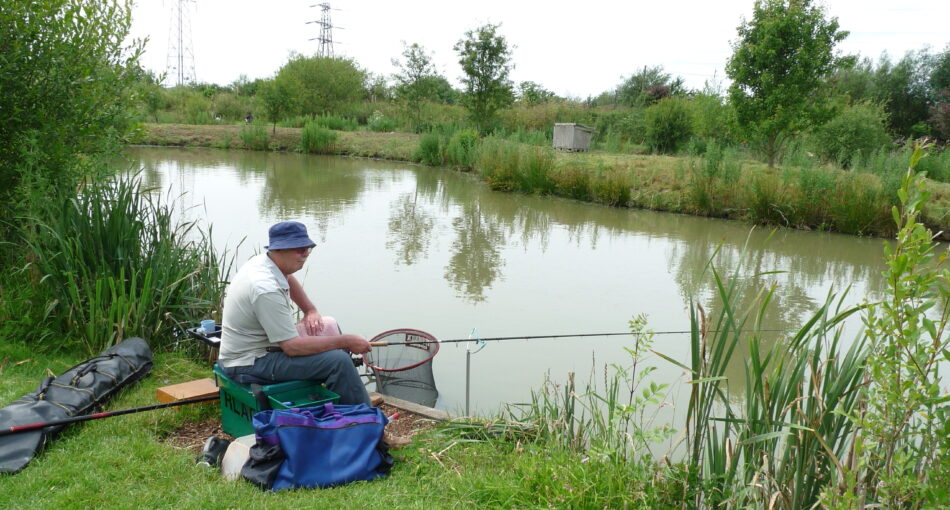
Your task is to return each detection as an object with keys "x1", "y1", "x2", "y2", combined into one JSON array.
[
  {"x1": 244, "y1": 112, "x2": 253, "y2": 124},
  {"x1": 217, "y1": 221, "x2": 372, "y2": 405}
]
